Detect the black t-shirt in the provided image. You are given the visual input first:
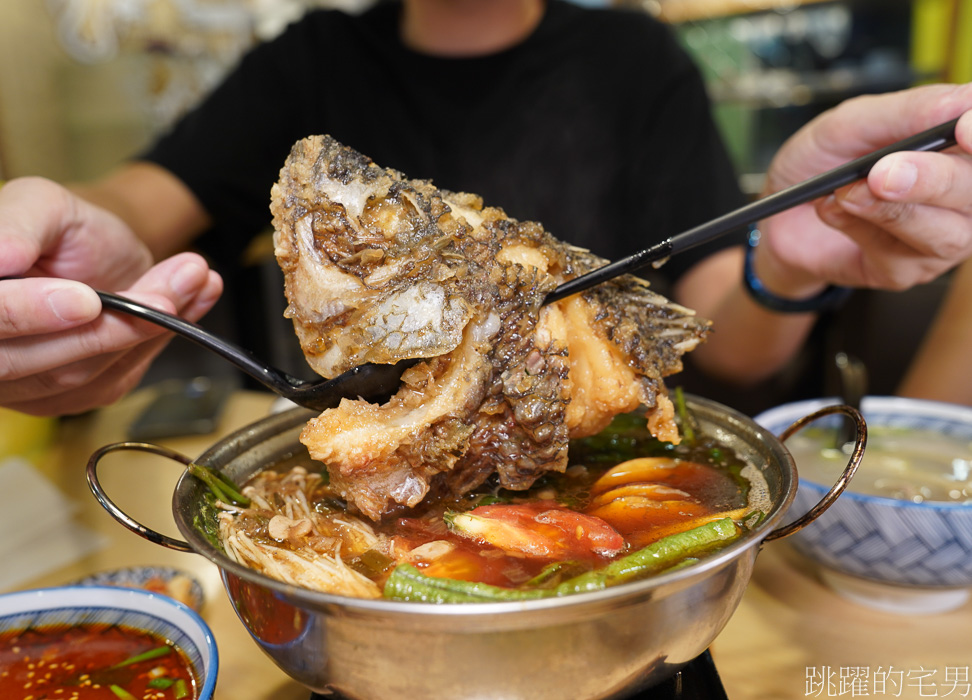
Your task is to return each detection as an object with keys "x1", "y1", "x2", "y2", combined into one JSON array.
[{"x1": 141, "y1": 0, "x2": 745, "y2": 286}]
